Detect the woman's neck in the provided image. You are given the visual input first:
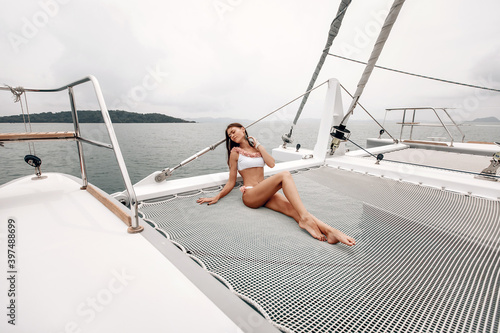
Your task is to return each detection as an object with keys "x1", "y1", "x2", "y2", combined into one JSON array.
[{"x1": 239, "y1": 141, "x2": 252, "y2": 149}]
